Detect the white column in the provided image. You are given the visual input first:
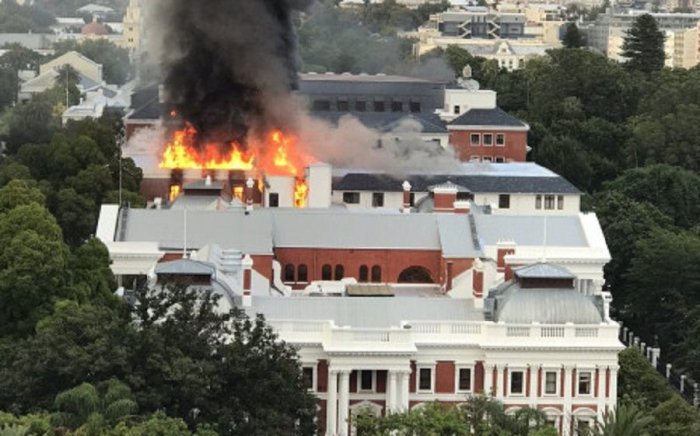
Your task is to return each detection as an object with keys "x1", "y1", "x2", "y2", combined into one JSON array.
[
  {"x1": 483, "y1": 364, "x2": 494, "y2": 397},
  {"x1": 609, "y1": 366, "x2": 619, "y2": 410},
  {"x1": 338, "y1": 370, "x2": 350, "y2": 436},
  {"x1": 529, "y1": 364, "x2": 540, "y2": 407},
  {"x1": 562, "y1": 366, "x2": 573, "y2": 436},
  {"x1": 398, "y1": 370, "x2": 410, "y2": 412},
  {"x1": 326, "y1": 370, "x2": 338, "y2": 436},
  {"x1": 388, "y1": 371, "x2": 398, "y2": 413},
  {"x1": 496, "y1": 365, "x2": 505, "y2": 400},
  {"x1": 596, "y1": 366, "x2": 606, "y2": 424}
]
